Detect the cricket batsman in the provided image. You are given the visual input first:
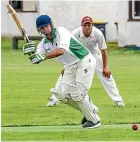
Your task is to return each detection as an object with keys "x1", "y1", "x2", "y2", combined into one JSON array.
[{"x1": 23, "y1": 15, "x2": 101, "y2": 128}]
